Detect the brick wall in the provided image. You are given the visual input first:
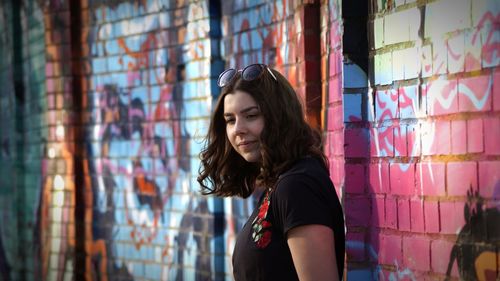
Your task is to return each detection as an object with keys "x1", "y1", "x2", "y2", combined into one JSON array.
[
  {"x1": 339, "y1": 0, "x2": 500, "y2": 279},
  {"x1": 0, "y1": 0, "x2": 498, "y2": 280}
]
